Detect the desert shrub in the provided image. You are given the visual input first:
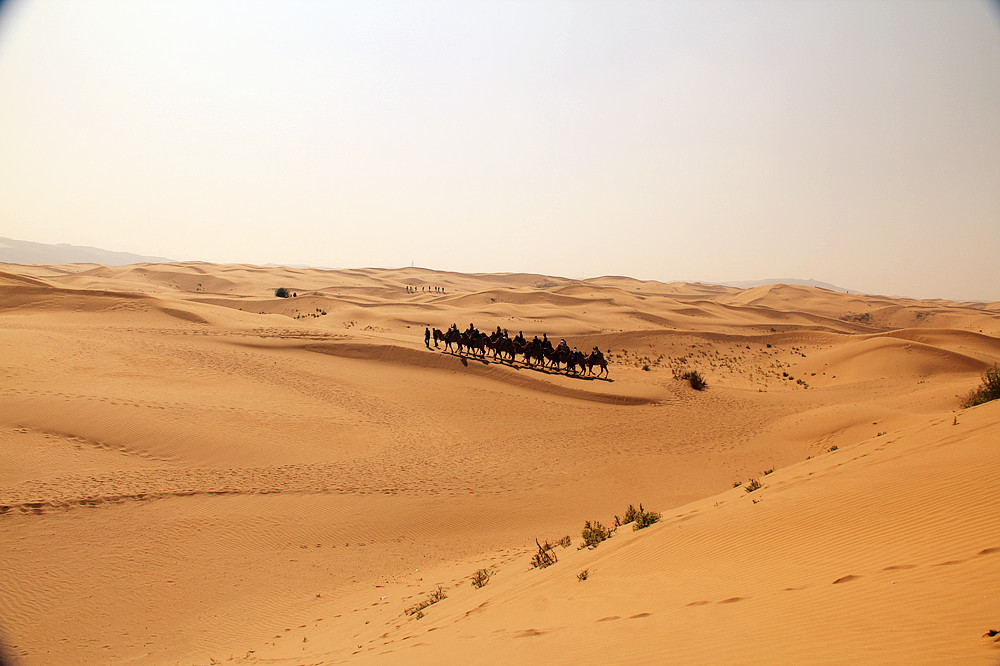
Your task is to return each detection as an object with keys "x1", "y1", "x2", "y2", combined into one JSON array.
[
  {"x1": 471, "y1": 569, "x2": 492, "y2": 588},
  {"x1": 829, "y1": 445, "x2": 838, "y2": 452},
  {"x1": 615, "y1": 503, "x2": 660, "y2": 530},
  {"x1": 404, "y1": 587, "x2": 447, "y2": 617},
  {"x1": 961, "y1": 364, "x2": 1000, "y2": 408},
  {"x1": 745, "y1": 478, "x2": 762, "y2": 493},
  {"x1": 274, "y1": 287, "x2": 290, "y2": 298},
  {"x1": 556, "y1": 535, "x2": 572, "y2": 548},
  {"x1": 642, "y1": 364, "x2": 650, "y2": 371},
  {"x1": 530, "y1": 539, "x2": 558, "y2": 569},
  {"x1": 763, "y1": 468, "x2": 774, "y2": 476},
  {"x1": 632, "y1": 507, "x2": 661, "y2": 530},
  {"x1": 681, "y1": 370, "x2": 707, "y2": 390},
  {"x1": 577, "y1": 569, "x2": 589, "y2": 581},
  {"x1": 581, "y1": 520, "x2": 613, "y2": 549}
]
